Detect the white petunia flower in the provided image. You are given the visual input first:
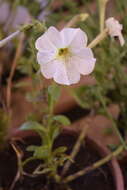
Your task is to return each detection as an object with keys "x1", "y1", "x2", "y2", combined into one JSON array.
[
  {"x1": 105, "y1": 17, "x2": 125, "y2": 46},
  {"x1": 35, "y1": 27, "x2": 96, "y2": 85}
]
